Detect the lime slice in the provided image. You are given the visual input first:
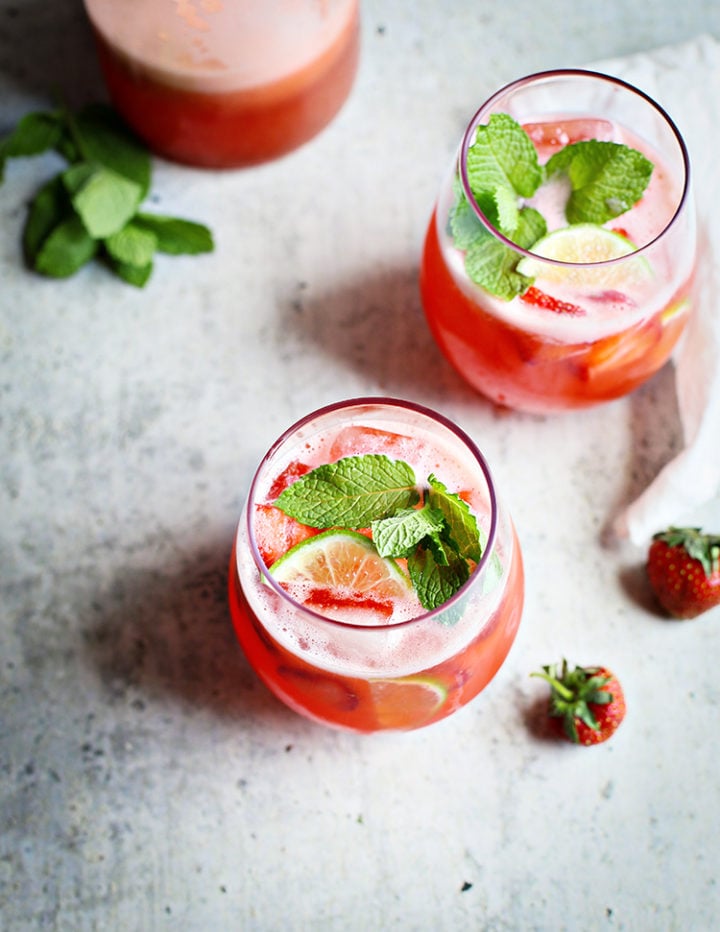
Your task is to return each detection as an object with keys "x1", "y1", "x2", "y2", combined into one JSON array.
[
  {"x1": 269, "y1": 529, "x2": 411, "y2": 601},
  {"x1": 661, "y1": 297, "x2": 690, "y2": 324},
  {"x1": 369, "y1": 676, "x2": 448, "y2": 728},
  {"x1": 517, "y1": 224, "x2": 652, "y2": 286}
]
